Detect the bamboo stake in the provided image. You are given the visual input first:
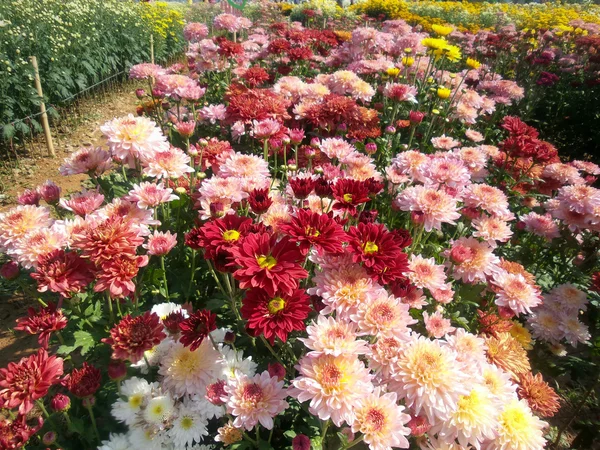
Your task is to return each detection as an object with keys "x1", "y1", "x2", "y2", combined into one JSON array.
[
  {"x1": 30, "y1": 56, "x2": 55, "y2": 157},
  {"x1": 150, "y1": 34, "x2": 155, "y2": 64}
]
